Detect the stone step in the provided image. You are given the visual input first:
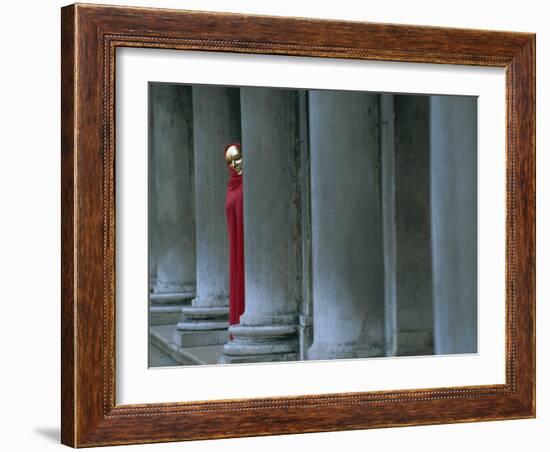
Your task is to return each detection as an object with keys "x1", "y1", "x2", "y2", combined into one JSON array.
[
  {"x1": 149, "y1": 324, "x2": 226, "y2": 365},
  {"x1": 149, "y1": 306, "x2": 184, "y2": 326}
]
